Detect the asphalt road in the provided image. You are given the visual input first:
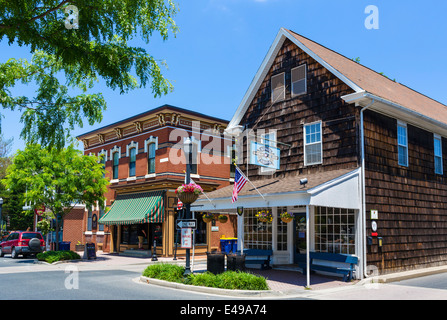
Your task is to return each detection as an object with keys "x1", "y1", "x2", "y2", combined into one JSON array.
[{"x1": 0, "y1": 256, "x2": 233, "y2": 300}]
